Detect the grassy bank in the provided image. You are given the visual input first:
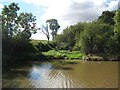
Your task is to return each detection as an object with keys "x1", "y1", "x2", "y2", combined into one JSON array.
[
  {"x1": 30, "y1": 40, "x2": 120, "y2": 61},
  {"x1": 42, "y1": 50, "x2": 84, "y2": 59},
  {"x1": 42, "y1": 50, "x2": 120, "y2": 61}
]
